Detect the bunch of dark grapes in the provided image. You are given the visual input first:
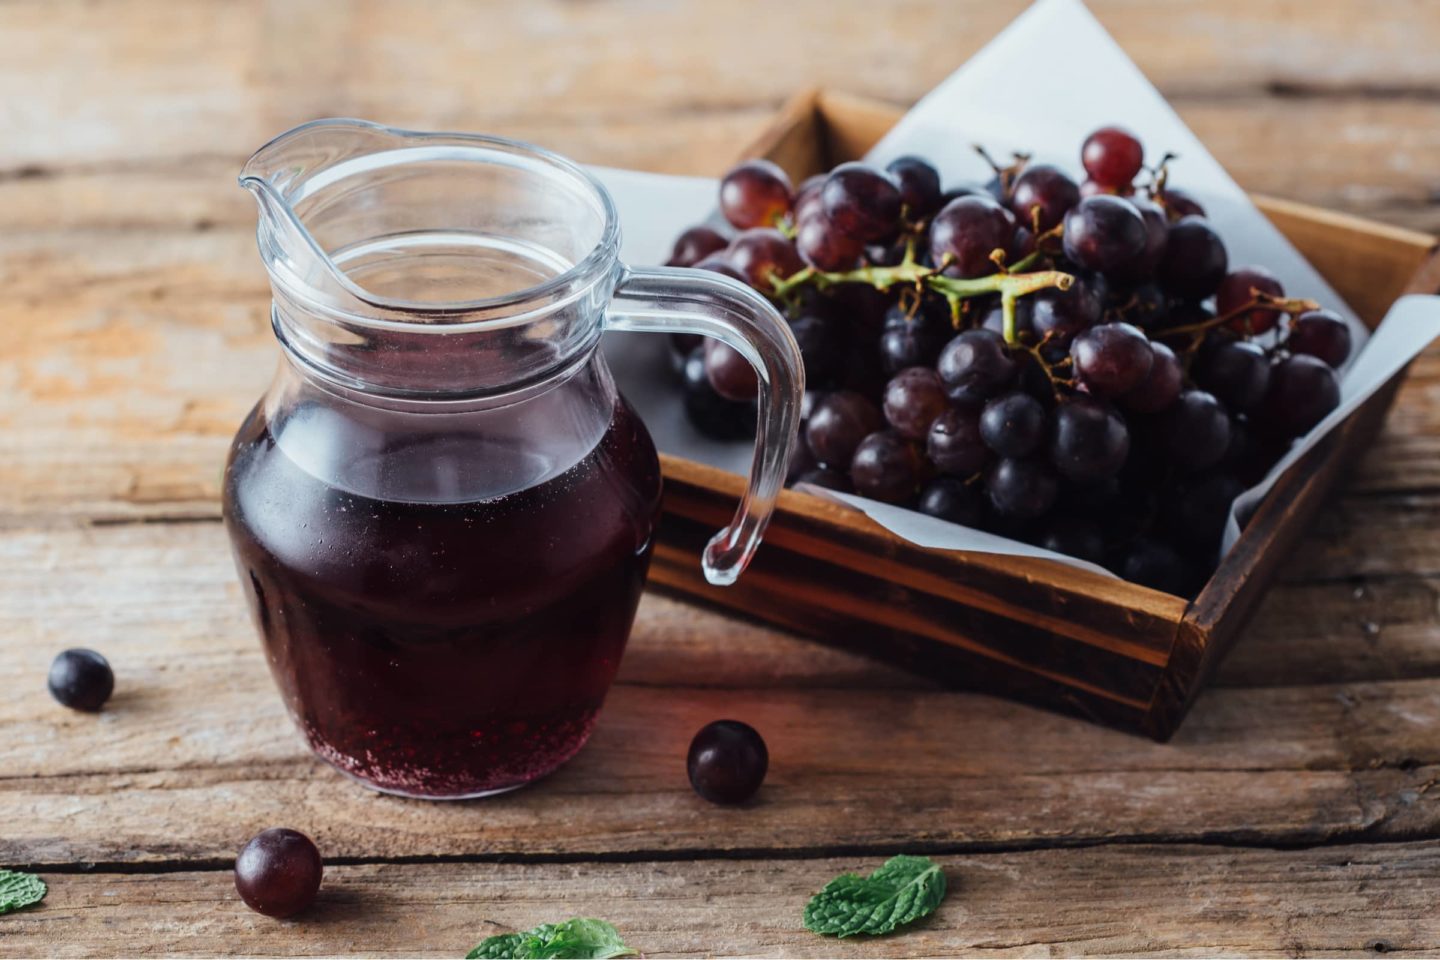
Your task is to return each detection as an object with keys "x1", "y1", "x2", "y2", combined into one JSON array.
[{"x1": 664, "y1": 129, "x2": 1347, "y2": 597}]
